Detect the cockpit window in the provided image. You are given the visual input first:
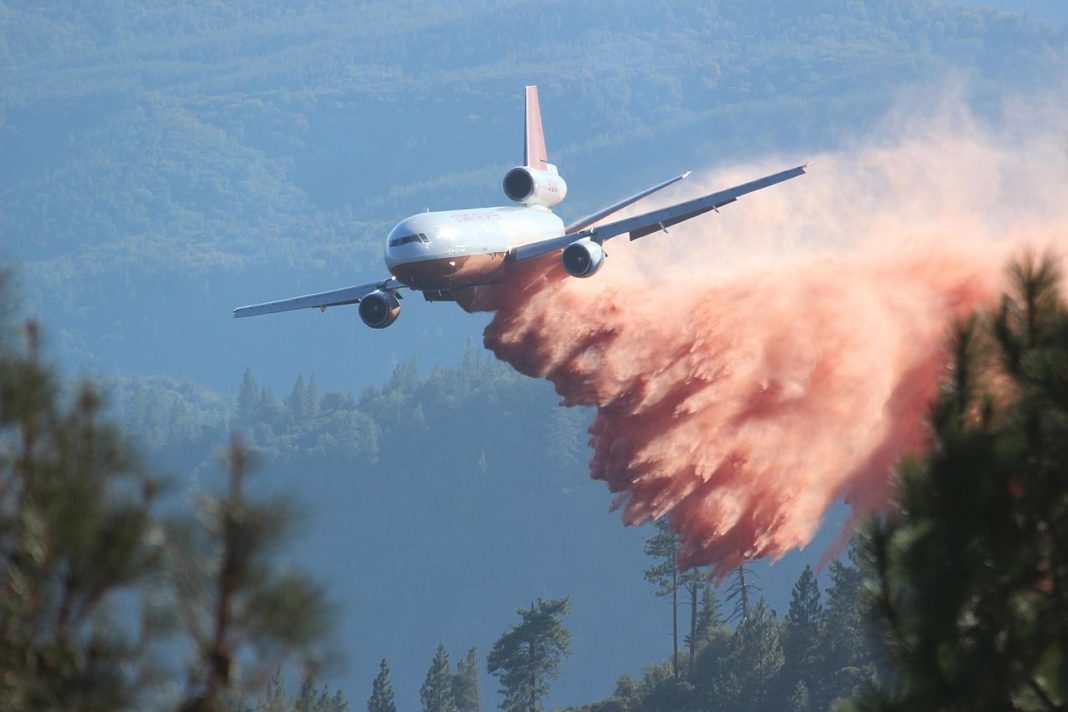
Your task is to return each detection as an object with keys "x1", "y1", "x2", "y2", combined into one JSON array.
[{"x1": 389, "y1": 233, "x2": 429, "y2": 248}]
